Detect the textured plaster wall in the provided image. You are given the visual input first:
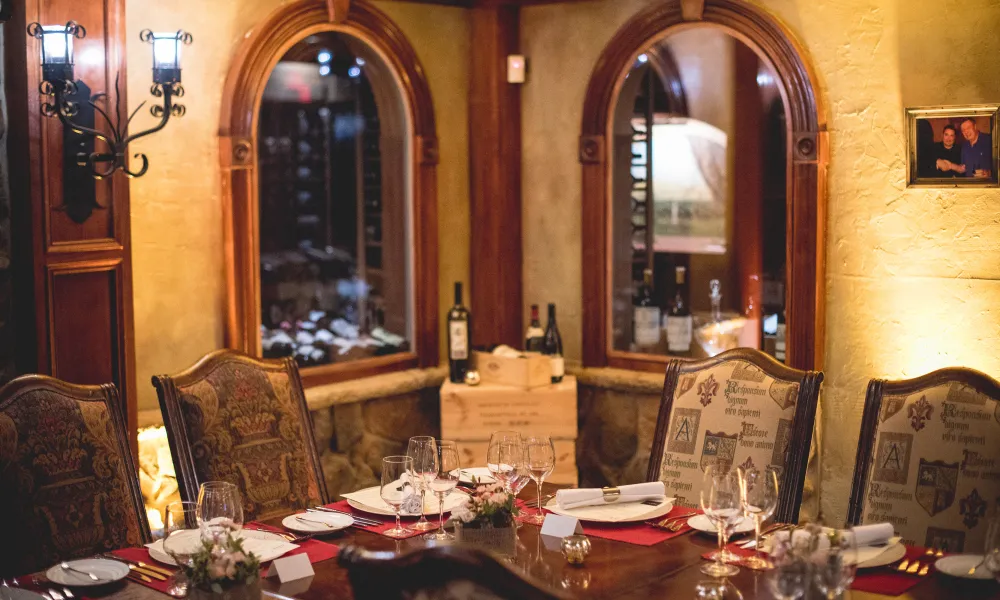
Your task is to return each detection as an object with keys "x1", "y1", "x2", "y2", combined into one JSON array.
[
  {"x1": 522, "y1": 0, "x2": 1000, "y2": 525},
  {"x1": 125, "y1": 0, "x2": 470, "y2": 412}
]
